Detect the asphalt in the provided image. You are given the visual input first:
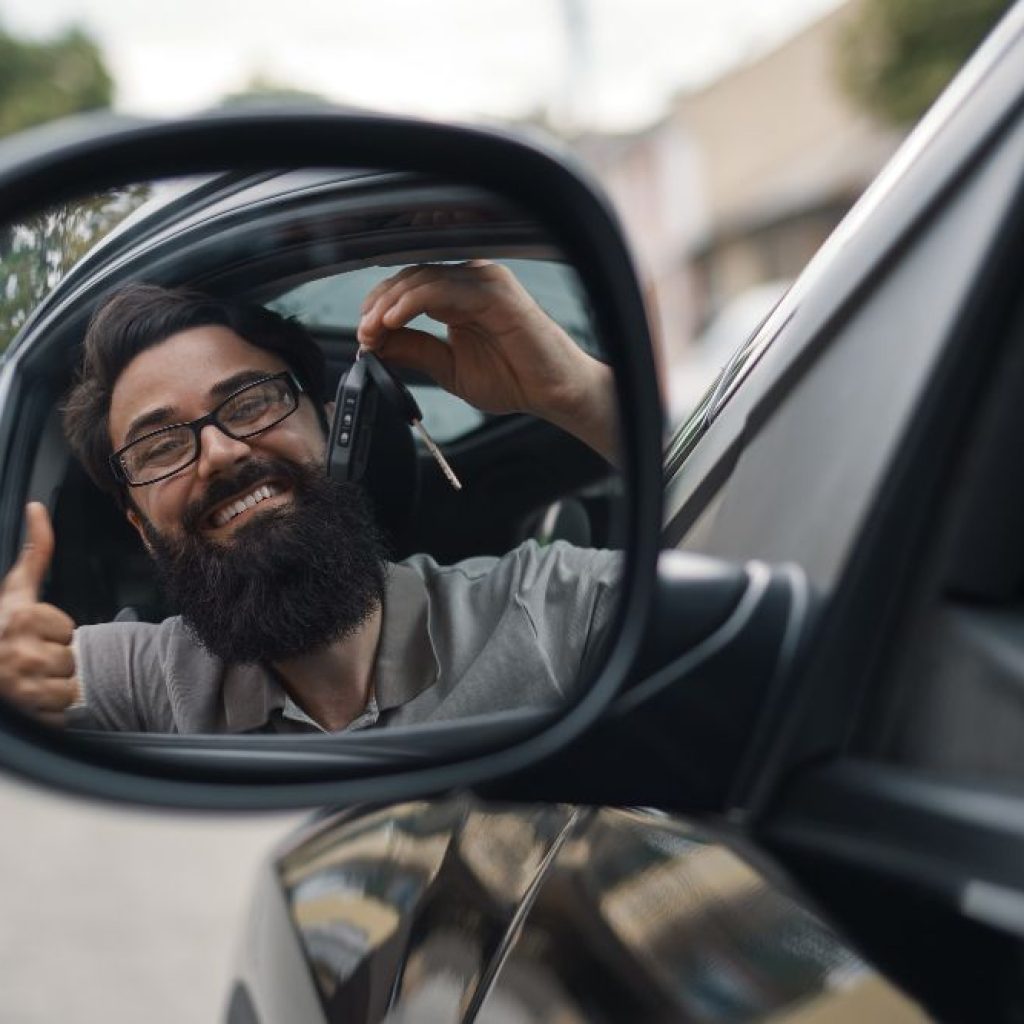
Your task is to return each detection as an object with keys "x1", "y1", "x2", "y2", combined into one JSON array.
[{"x1": 0, "y1": 774, "x2": 305, "y2": 1023}]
